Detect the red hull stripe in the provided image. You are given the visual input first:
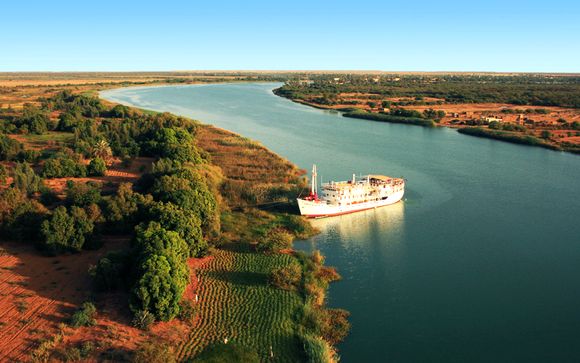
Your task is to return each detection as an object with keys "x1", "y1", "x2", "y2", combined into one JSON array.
[{"x1": 304, "y1": 206, "x2": 377, "y2": 218}]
